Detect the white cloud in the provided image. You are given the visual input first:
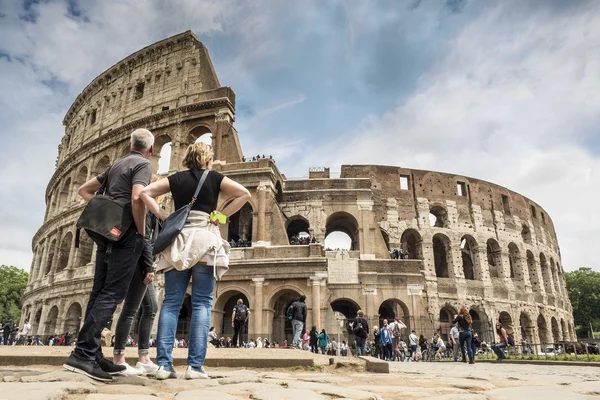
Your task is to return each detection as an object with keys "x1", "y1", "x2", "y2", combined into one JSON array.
[{"x1": 308, "y1": 2, "x2": 600, "y2": 271}]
